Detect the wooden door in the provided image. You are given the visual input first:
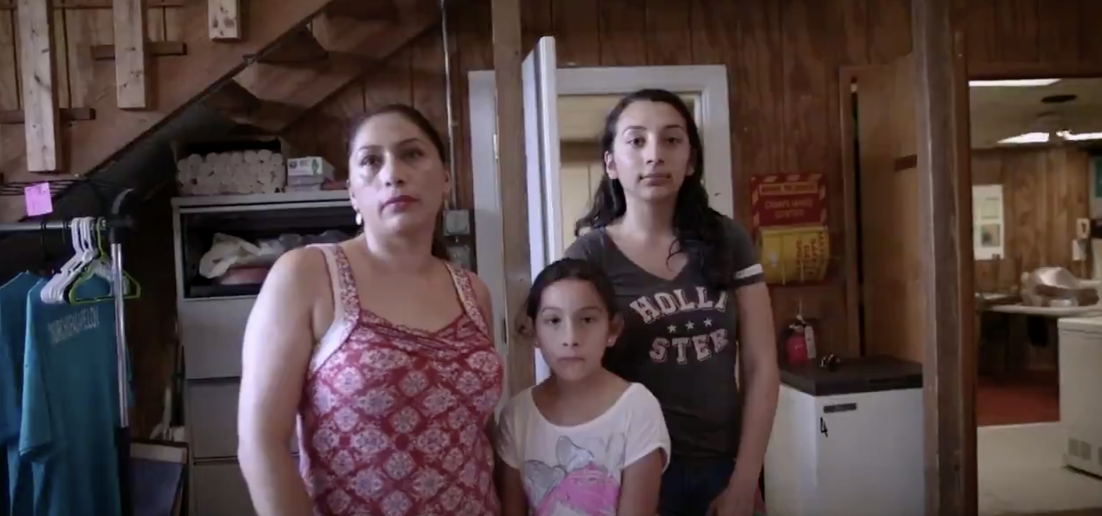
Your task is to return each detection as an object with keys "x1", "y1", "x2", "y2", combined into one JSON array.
[{"x1": 855, "y1": 55, "x2": 926, "y2": 364}]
